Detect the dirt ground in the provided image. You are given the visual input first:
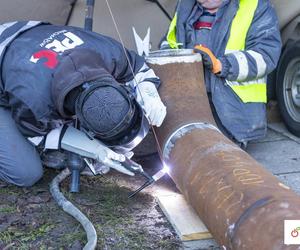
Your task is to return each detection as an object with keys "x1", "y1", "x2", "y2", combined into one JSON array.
[{"x1": 0, "y1": 154, "x2": 185, "y2": 250}]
